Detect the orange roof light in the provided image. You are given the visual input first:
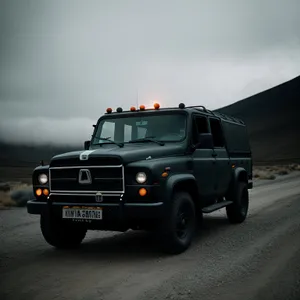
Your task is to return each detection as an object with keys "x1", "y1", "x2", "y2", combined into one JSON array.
[
  {"x1": 106, "y1": 107, "x2": 112, "y2": 114},
  {"x1": 154, "y1": 103, "x2": 160, "y2": 110},
  {"x1": 139, "y1": 105, "x2": 146, "y2": 111},
  {"x1": 130, "y1": 106, "x2": 136, "y2": 111}
]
